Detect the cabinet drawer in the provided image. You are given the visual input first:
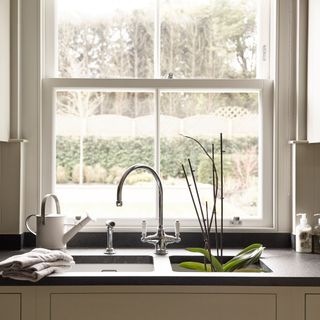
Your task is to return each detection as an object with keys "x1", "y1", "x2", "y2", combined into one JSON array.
[
  {"x1": 306, "y1": 294, "x2": 320, "y2": 320},
  {"x1": 0, "y1": 293, "x2": 21, "y2": 320},
  {"x1": 51, "y1": 292, "x2": 276, "y2": 320}
]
